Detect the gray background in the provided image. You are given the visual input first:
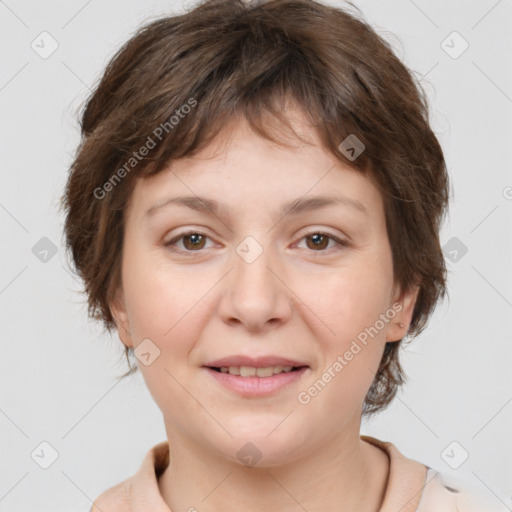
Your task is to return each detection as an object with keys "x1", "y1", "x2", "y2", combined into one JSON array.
[{"x1": 1, "y1": 0, "x2": 511, "y2": 510}]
